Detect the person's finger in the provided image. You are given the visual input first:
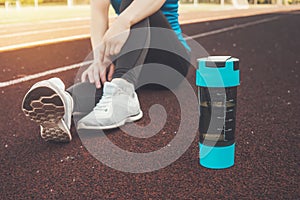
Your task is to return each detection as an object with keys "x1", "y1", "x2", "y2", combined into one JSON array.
[
  {"x1": 103, "y1": 56, "x2": 112, "y2": 67},
  {"x1": 104, "y1": 42, "x2": 111, "y2": 58},
  {"x1": 100, "y1": 67, "x2": 107, "y2": 84},
  {"x1": 114, "y1": 42, "x2": 122, "y2": 55},
  {"x1": 93, "y1": 66, "x2": 101, "y2": 88},
  {"x1": 99, "y1": 43, "x2": 106, "y2": 63},
  {"x1": 81, "y1": 70, "x2": 88, "y2": 82},
  {"x1": 110, "y1": 44, "x2": 116, "y2": 56},
  {"x1": 88, "y1": 69, "x2": 95, "y2": 83},
  {"x1": 108, "y1": 64, "x2": 115, "y2": 81}
]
